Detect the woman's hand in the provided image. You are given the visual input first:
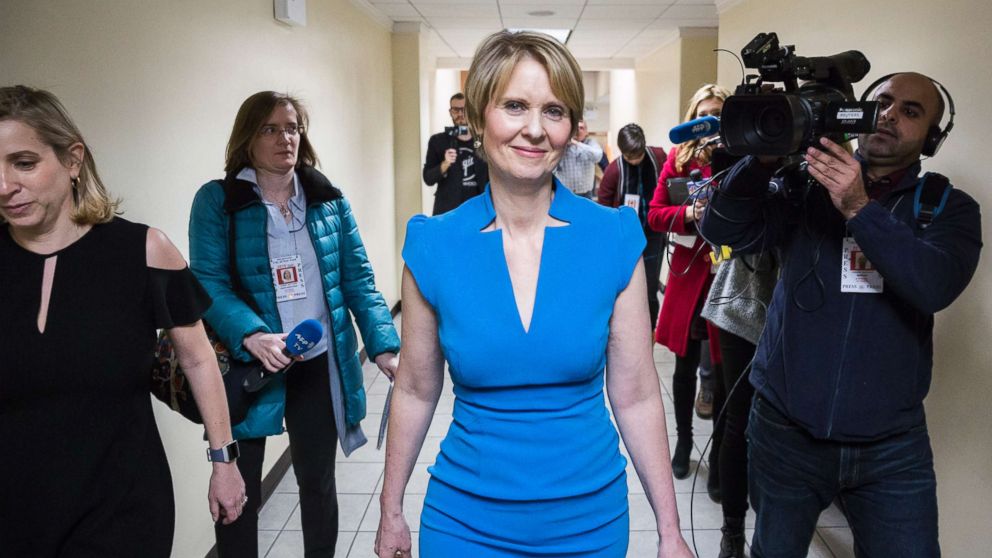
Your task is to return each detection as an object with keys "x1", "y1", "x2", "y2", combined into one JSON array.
[
  {"x1": 209, "y1": 462, "x2": 246, "y2": 525},
  {"x1": 374, "y1": 508, "x2": 412, "y2": 558},
  {"x1": 658, "y1": 533, "x2": 694, "y2": 558},
  {"x1": 683, "y1": 197, "x2": 708, "y2": 223},
  {"x1": 375, "y1": 352, "x2": 400, "y2": 380},
  {"x1": 243, "y1": 332, "x2": 292, "y2": 372}
]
